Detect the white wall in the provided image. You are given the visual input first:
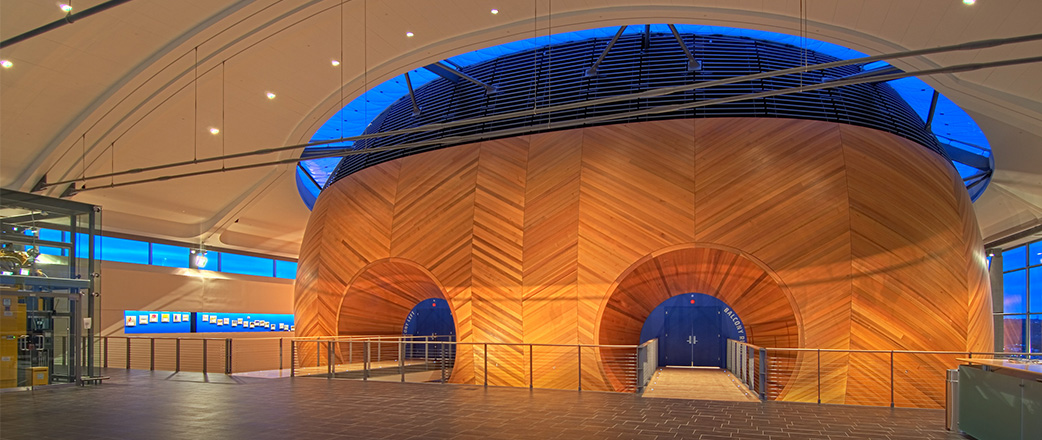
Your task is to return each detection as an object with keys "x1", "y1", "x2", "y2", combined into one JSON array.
[{"x1": 95, "y1": 261, "x2": 294, "y2": 337}]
